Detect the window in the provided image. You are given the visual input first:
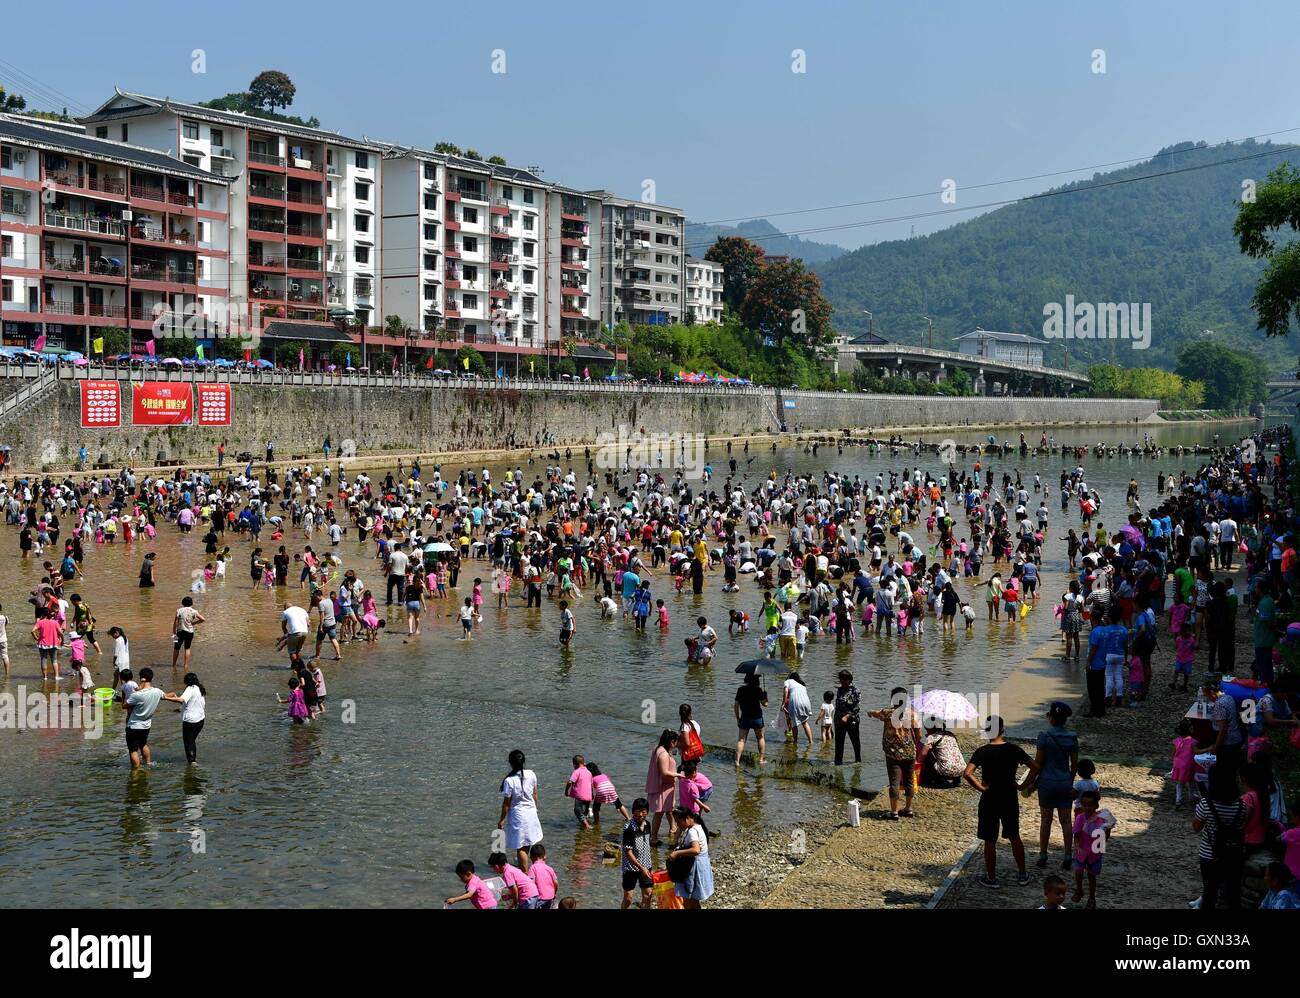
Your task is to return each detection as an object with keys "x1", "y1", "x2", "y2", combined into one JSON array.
[
  {"x1": 522, "y1": 243, "x2": 534, "y2": 259},
  {"x1": 423, "y1": 194, "x2": 438, "y2": 211},
  {"x1": 183, "y1": 155, "x2": 202, "y2": 168},
  {"x1": 502, "y1": 185, "x2": 513, "y2": 201},
  {"x1": 120, "y1": 124, "x2": 129, "y2": 142},
  {"x1": 523, "y1": 268, "x2": 535, "y2": 285},
  {"x1": 354, "y1": 246, "x2": 370, "y2": 264},
  {"x1": 1, "y1": 279, "x2": 11, "y2": 302},
  {"x1": 183, "y1": 121, "x2": 199, "y2": 140},
  {"x1": 424, "y1": 285, "x2": 438, "y2": 301},
  {"x1": 463, "y1": 294, "x2": 478, "y2": 309},
  {"x1": 523, "y1": 189, "x2": 533, "y2": 204},
  {"x1": 196, "y1": 184, "x2": 204, "y2": 206},
  {"x1": 423, "y1": 253, "x2": 438, "y2": 270},
  {"x1": 95, "y1": 126, "x2": 108, "y2": 139},
  {"x1": 0, "y1": 146, "x2": 9, "y2": 169},
  {"x1": 211, "y1": 129, "x2": 224, "y2": 147},
  {"x1": 423, "y1": 224, "x2": 438, "y2": 241},
  {"x1": 354, "y1": 214, "x2": 370, "y2": 233},
  {"x1": 523, "y1": 214, "x2": 534, "y2": 232},
  {"x1": 462, "y1": 207, "x2": 478, "y2": 224},
  {"x1": 355, "y1": 151, "x2": 369, "y2": 170},
  {"x1": 1, "y1": 235, "x2": 11, "y2": 256},
  {"x1": 463, "y1": 266, "x2": 478, "y2": 283},
  {"x1": 462, "y1": 237, "x2": 477, "y2": 254},
  {"x1": 354, "y1": 182, "x2": 370, "y2": 202},
  {"x1": 423, "y1": 163, "x2": 437, "y2": 180}
]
